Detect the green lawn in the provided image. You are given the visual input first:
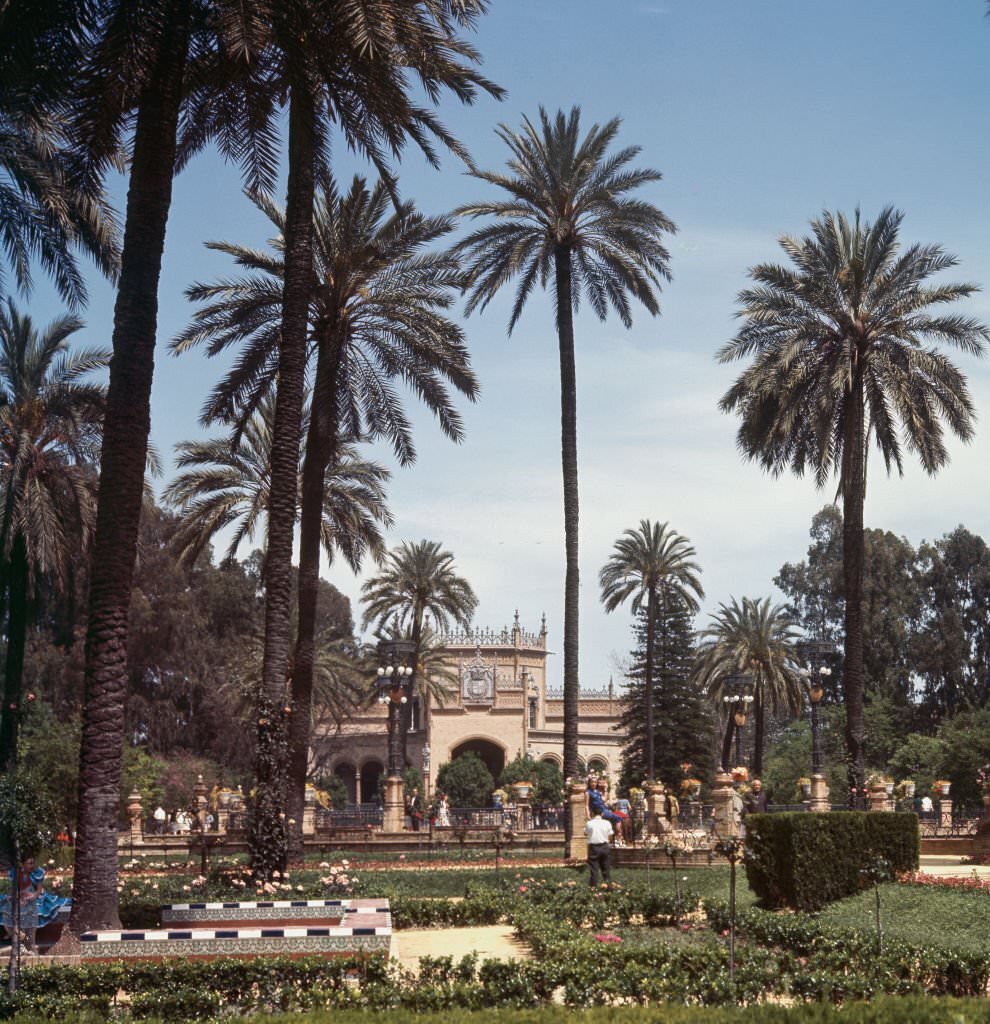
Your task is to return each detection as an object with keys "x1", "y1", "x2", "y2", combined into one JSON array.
[{"x1": 819, "y1": 881, "x2": 990, "y2": 954}]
